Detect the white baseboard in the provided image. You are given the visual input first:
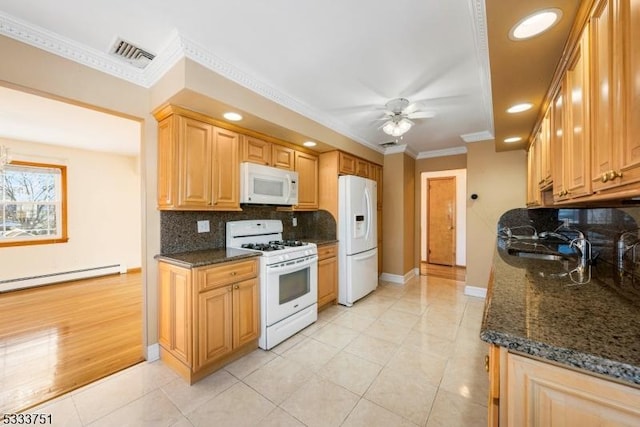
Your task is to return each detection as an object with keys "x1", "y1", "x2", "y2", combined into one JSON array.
[
  {"x1": 146, "y1": 343, "x2": 160, "y2": 362},
  {"x1": 464, "y1": 285, "x2": 487, "y2": 299},
  {"x1": 379, "y1": 269, "x2": 416, "y2": 284}
]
